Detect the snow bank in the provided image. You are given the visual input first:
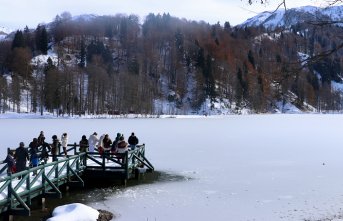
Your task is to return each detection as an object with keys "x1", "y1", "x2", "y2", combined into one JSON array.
[
  {"x1": 47, "y1": 203, "x2": 99, "y2": 221},
  {"x1": 31, "y1": 54, "x2": 58, "y2": 66},
  {"x1": 0, "y1": 34, "x2": 7, "y2": 40}
]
